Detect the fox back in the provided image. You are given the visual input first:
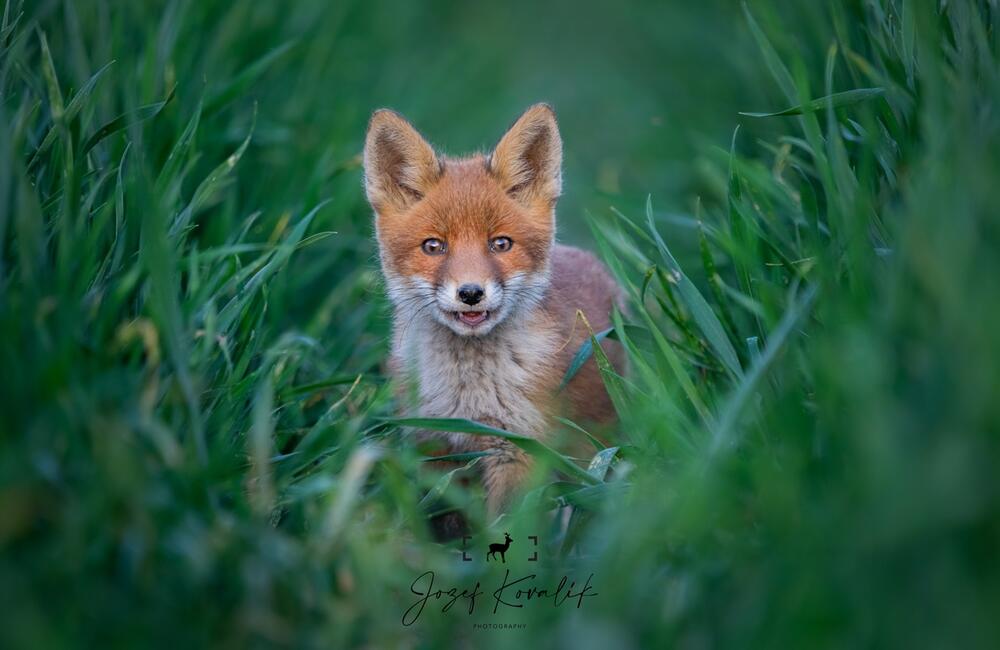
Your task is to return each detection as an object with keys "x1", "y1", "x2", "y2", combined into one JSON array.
[{"x1": 363, "y1": 104, "x2": 624, "y2": 518}]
